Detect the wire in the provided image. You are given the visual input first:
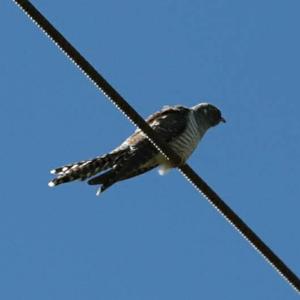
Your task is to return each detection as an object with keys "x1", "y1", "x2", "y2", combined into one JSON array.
[{"x1": 13, "y1": 0, "x2": 300, "y2": 292}]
